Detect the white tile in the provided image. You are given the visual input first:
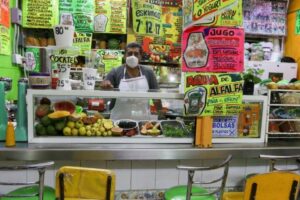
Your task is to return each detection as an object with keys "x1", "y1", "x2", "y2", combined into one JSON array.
[
  {"x1": 107, "y1": 161, "x2": 131, "y2": 191},
  {"x1": 155, "y1": 160, "x2": 179, "y2": 189},
  {"x1": 178, "y1": 160, "x2": 203, "y2": 185},
  {"x1": 80, "y1": 160, "x2": 107, "y2": 169},
  {"x1": 200, "y1": 159, "x2": 229, "y2": 188},
  {"x1": 27, "y1": 161, "x2": 56, "y2": 188},
  {"x1": 226, "y1": 159, "x2": 246, "y2": 188},
  {"x1": 131, "y1": 161, "x2": 155, "y2": 190},
  {"x1": 245, "y1": 159, "x2": 268, "y2": 175},
  {"x1": 0, "y1": 161, "x2": 26, "y2": 194}
]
